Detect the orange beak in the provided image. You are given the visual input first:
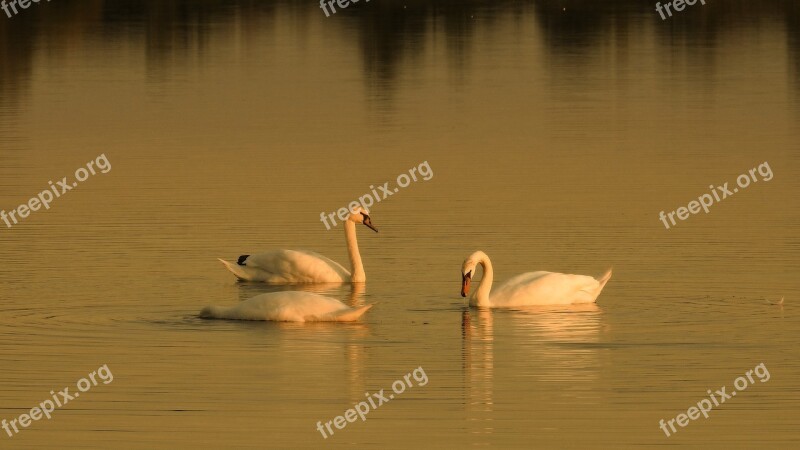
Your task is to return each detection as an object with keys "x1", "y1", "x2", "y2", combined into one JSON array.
[{"x1": 461, "y1": 273, "x2": 472, "y2": 297}]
